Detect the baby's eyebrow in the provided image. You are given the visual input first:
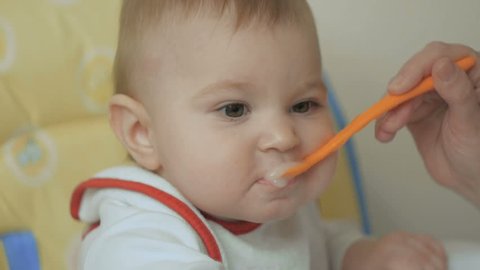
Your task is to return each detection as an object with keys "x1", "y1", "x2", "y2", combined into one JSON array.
[
  {"x1": 296, "y1": 79, "x2": 327, "y2": 98},
  {"x1": 193, "y1": 78, "x2": 326, "y2": 101},
  {"x1": 194, "y1": 80, "x2": 254, "y2": 99},
  {"x1": 298, "y1": 79, "x2": 325, "y2": 92}
]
